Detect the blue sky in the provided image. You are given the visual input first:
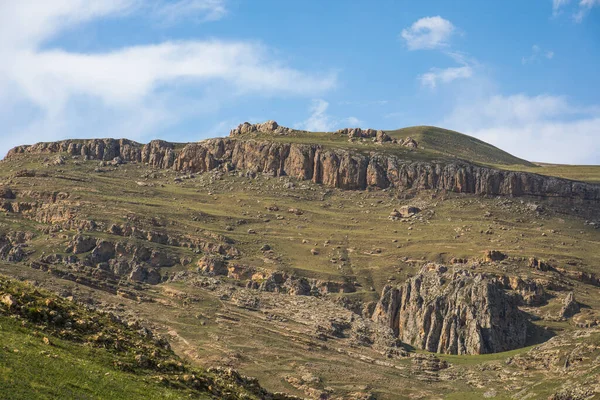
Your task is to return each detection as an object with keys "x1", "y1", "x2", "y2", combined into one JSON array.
[{"x1": 1, "y1": 0, "x2": 599, "y2": 163}]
